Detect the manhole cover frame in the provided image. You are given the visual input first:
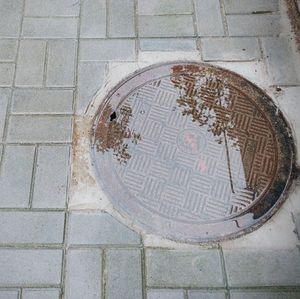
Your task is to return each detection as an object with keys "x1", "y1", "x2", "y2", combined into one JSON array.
[{"x1": 90, "y1": 61, "x2": 297, "y2": 243}]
